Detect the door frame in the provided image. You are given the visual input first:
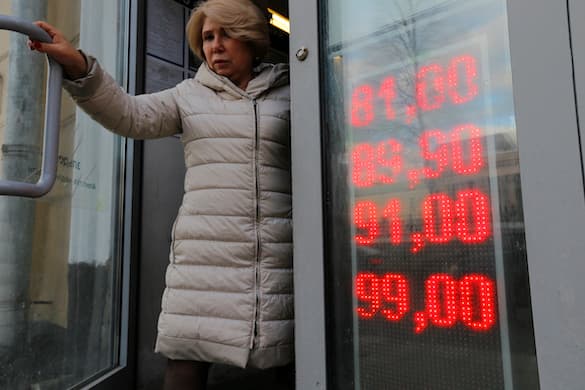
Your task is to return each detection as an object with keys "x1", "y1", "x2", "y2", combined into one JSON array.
[
  {"x1": 509, "y1": 0, "x2": 585, "y2": 388},
  {"x1": 289, "y1": 0, "x2": 328, "y2": 389},
  {"x1": 569, "y1": 0, "x2": 585, "y2": 182},
  {"x1": 81, "y1": 0, "x2": 141, "y2": 388}
]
